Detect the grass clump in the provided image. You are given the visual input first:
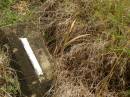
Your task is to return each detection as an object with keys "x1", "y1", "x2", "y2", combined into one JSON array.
[
  {"x1": 40, "y1": 0, "x2": 130, "y2": 97},
  {"x1": 0, "y1": 49, "x2": 21, "y2": 97},
  {"x1": 0, "y1": 0, "x2": 34, "y2": 28},
  {"x1": 0, "y1": 0, "x2": 130, "y2": 96}
]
